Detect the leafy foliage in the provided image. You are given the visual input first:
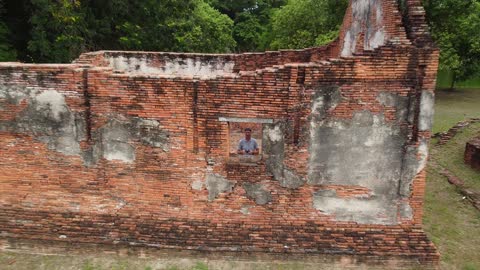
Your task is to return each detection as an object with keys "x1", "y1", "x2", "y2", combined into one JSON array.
[
  {"x1": 172, "y1": 0, "x2": 236, "y2": 53},
  {"x1": 0, "y1": 22, "x2": 16, "y2": 61},
  {"x1": 0, "y1": 0, "x2": 479, "y2": 86},
  {"x1": 210, "y1": 0, "x2": 287, "y2": 52},
  {"x1": 0, "y1": 0, "x2": 17, "y2": 61},
  {"x1": 28, "y1": 0, "x2": 88, "y2": 62},
  {"x1": 424, "y1": 0, "x2": 480, "y2": 86},
  {"x1": 23, "y1": 0, "x2": 236, "y2": 62},
  {"x1": 268, "y1": 0, "x2": 348, "y2": 50}
]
